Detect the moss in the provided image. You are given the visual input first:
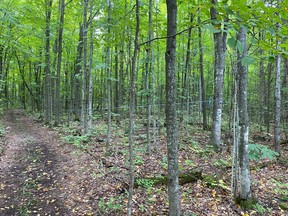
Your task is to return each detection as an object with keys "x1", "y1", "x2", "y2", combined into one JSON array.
[
  {"x1": 134, "y1": 170, "x2": 202, "y2": 188},
  {"x1": 234, "y1": 196, "x2": 258, "y2": 209},
  {"x1": 279, "y1": 202, "x2": 288, "y2": 210}
]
